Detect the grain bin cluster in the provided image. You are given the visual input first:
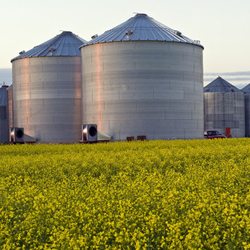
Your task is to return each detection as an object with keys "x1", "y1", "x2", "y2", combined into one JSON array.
[{"x1": 0, "y1": 13, "x2": 249, "y2": 143}]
